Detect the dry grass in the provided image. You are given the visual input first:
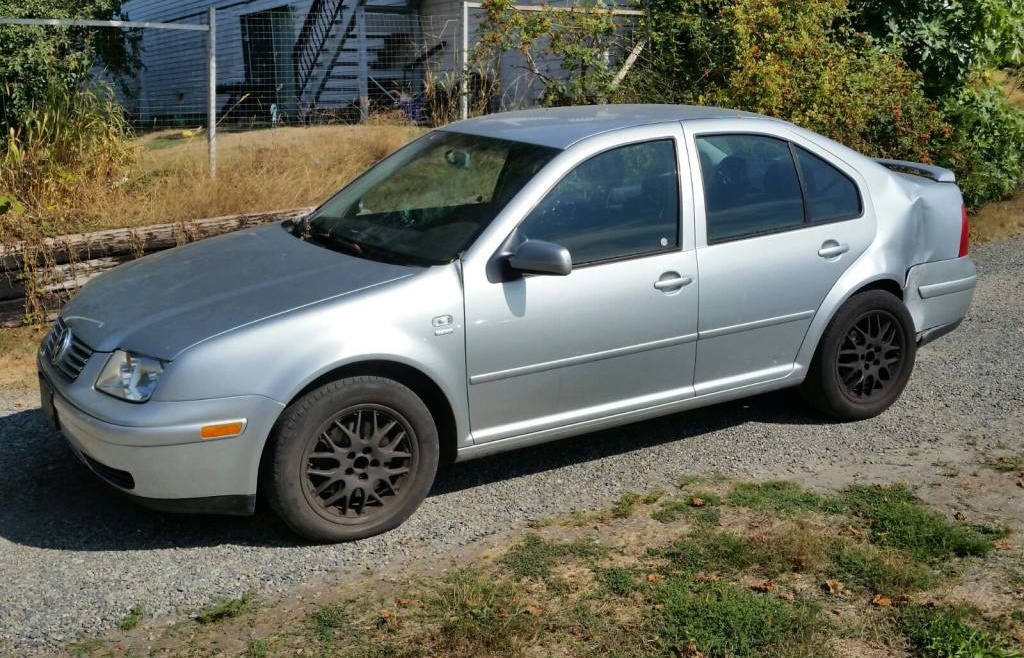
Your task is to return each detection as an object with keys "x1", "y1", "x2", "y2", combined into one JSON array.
[
  {"x1": 972, "y1": 190, "x2": 1024, "y2": 243},
  {"x1": 0, "y1": 325, "x2": 45, "y2": 394},
  {"x1": 4, "y1": 123, "x2": 424, "y2": 241}
]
